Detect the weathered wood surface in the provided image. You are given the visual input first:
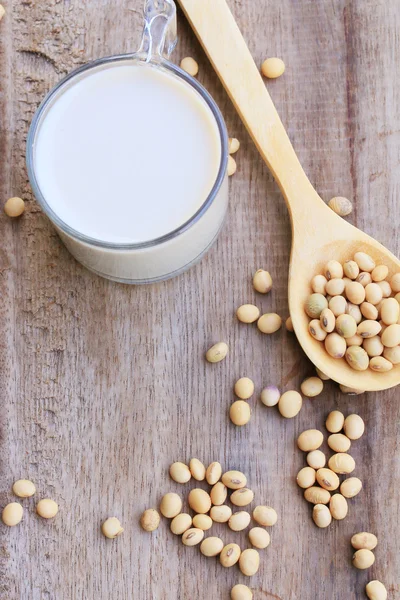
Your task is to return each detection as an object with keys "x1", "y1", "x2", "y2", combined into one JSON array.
[{"x1": 0, "y1": 1, "x2": 399, "y2": 599}]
